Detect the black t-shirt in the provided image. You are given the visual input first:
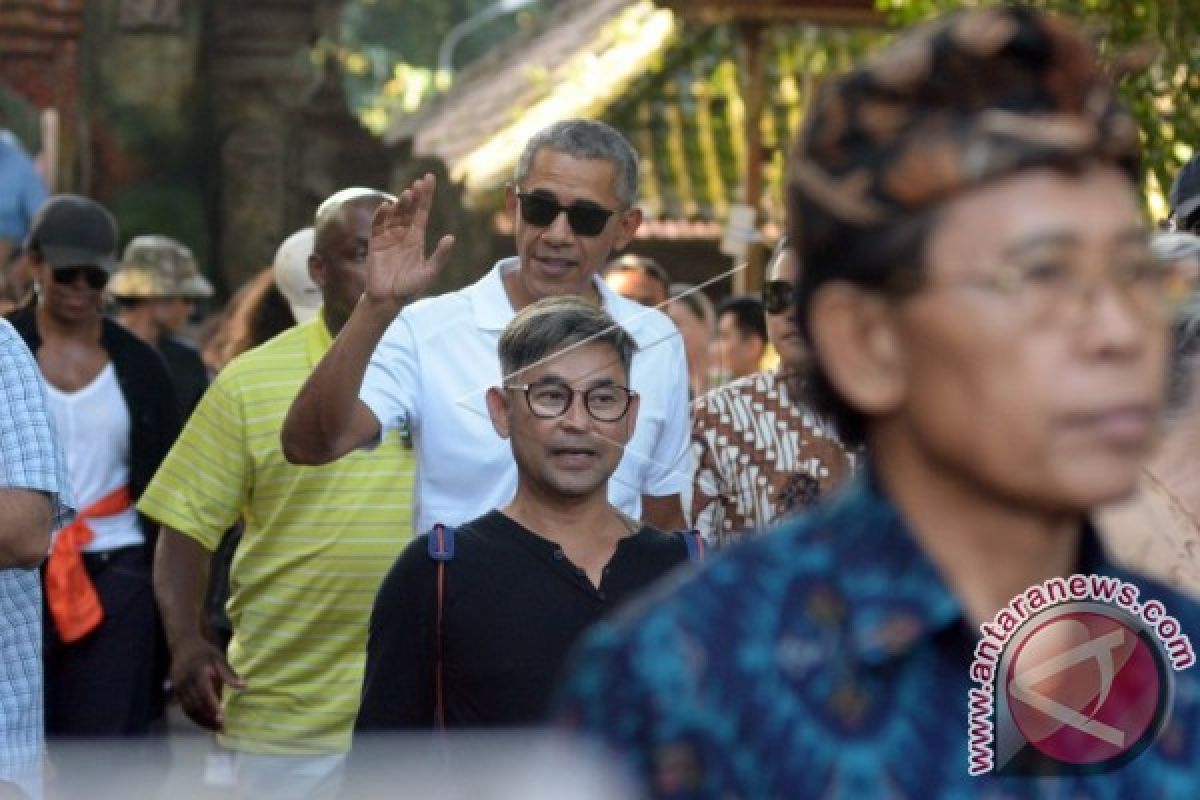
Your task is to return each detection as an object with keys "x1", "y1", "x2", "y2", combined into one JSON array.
[{"x1": 356, "y1": 510, "x2": 691, "y2": 731}]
